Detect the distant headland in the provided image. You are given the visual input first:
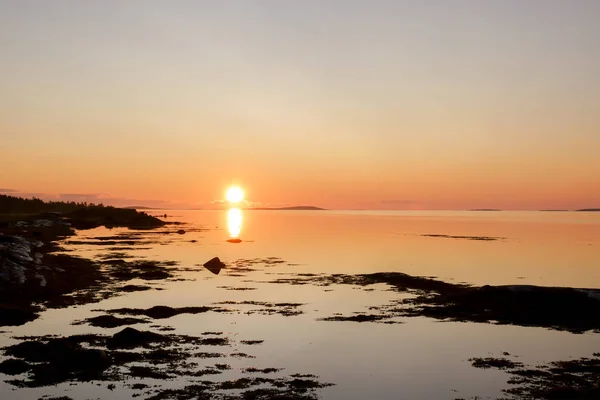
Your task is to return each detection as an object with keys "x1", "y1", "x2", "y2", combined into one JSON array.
[
  {"x1": 469, "y1": 209, "x2": 502, "y2": 212},
  {"x1": 0, "y1": 194, "x2": 165, "y2": 229},
  {"x1": 577, "y1": 208, "x2": 600, "y2": 212}
]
